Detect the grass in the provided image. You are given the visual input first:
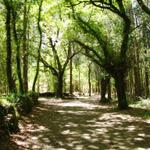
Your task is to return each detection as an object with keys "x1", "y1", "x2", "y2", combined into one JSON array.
[
  {"x1": 130, "y1": 98, "x2": 150, "y2": 119},
  {"x1": 131, "y1": 98, "x2": 150, "y2": 109}
]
